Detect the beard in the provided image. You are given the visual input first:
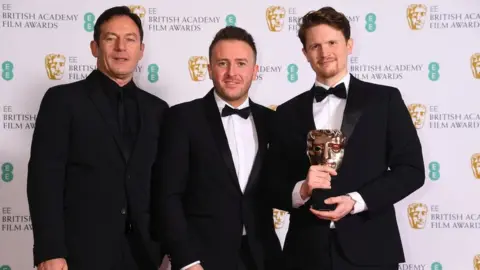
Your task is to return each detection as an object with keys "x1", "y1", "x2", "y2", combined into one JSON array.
[{"x1": 316, "y1": 60, "x2": 339, "y2": 79}]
